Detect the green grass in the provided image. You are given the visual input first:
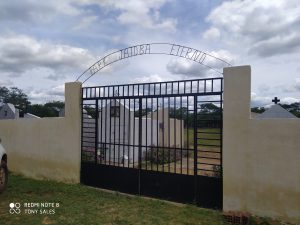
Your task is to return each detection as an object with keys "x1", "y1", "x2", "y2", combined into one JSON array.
[
  {"x1": 185, "y1": 128, "x2": 221, "y2": 147},
  {"x1": 0, "y1": 174, "x2": 284, "y2": 225},
  {"x1": 0, "y1": 174, "x2": 229, "y2": 225}
]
